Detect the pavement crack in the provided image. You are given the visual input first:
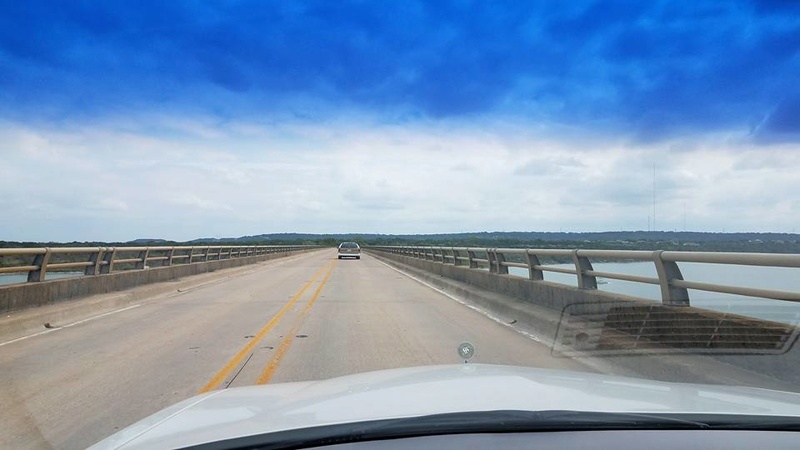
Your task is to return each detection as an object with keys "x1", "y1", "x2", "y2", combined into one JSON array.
[{"x1": 225, "y1": 352, "x2": 254, "y2": 389}]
